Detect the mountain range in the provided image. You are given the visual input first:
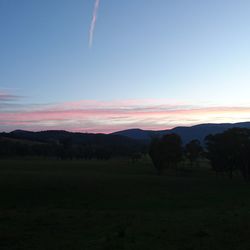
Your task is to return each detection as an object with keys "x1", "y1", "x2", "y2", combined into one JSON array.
[
  {"x1": 112, "y1": 122, "x2": 250, "y2": 144},
  {"x1": 2, "y1": 121, "x2": 250, "y2": 146}
]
